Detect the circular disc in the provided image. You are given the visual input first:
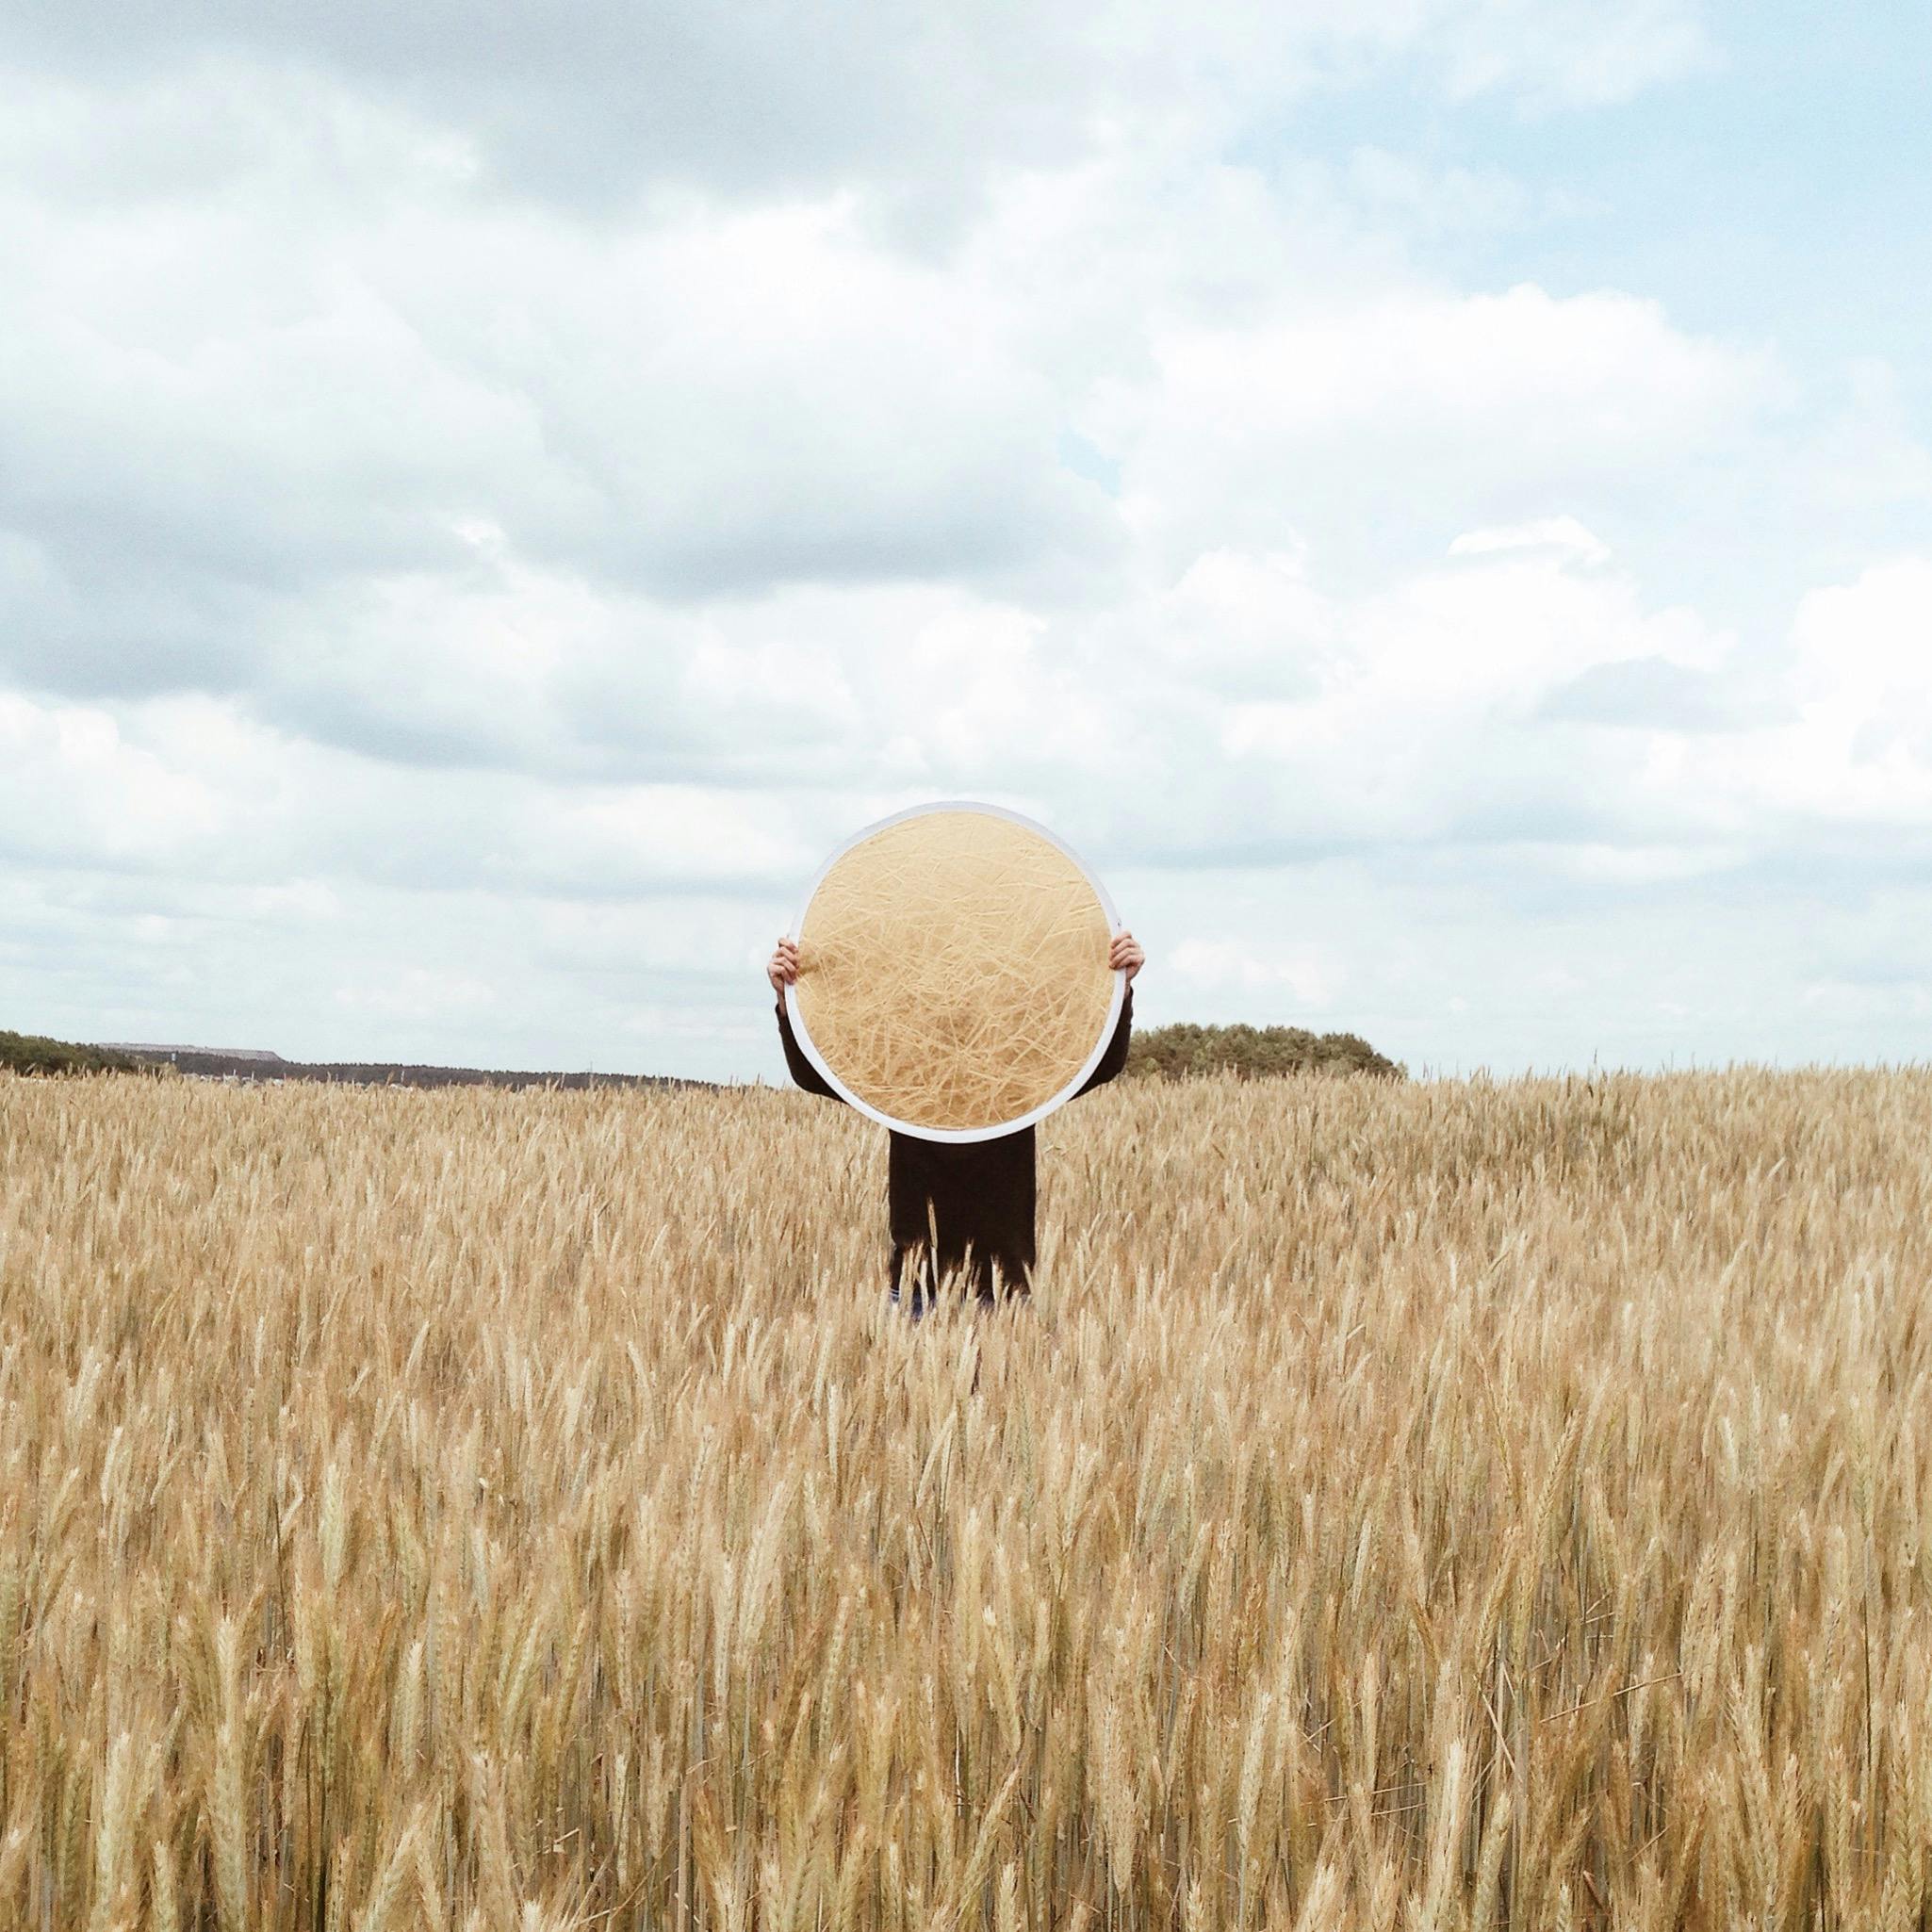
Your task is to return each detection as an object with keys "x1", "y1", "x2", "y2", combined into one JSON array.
[{"x1": 785, "y1": 802, "x2": 1122, "y2": 1141}]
